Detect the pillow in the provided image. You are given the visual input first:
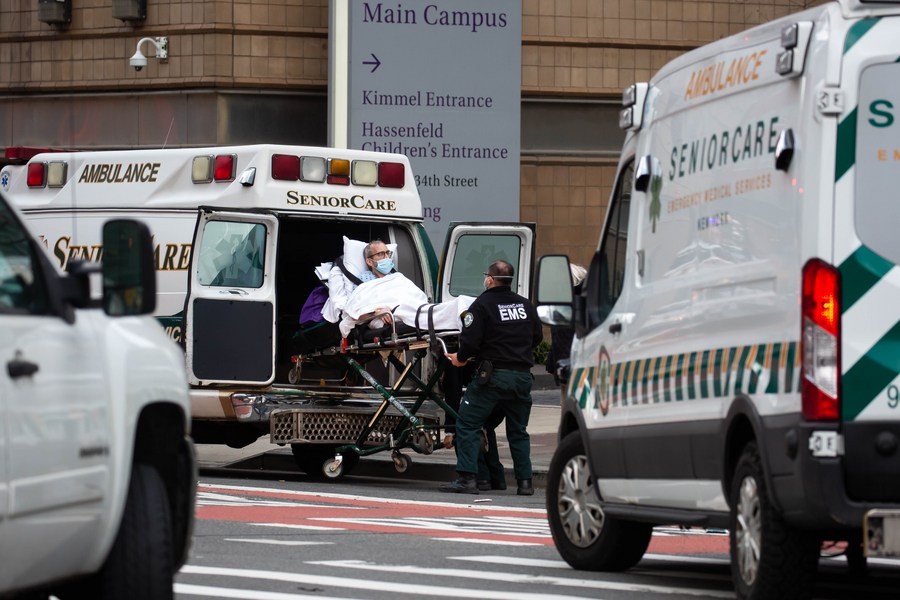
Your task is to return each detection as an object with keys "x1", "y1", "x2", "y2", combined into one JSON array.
[{"x1": 342, "y1": 236, "x2": 398, "y2": 278}]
